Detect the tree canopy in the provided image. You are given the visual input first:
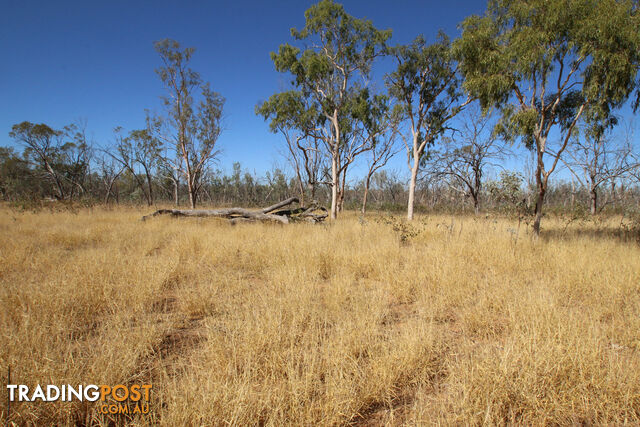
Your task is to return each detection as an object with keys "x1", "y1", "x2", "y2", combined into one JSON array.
[
  {"x1": 455, "y1": 0, "x2": 640, "y2": 233},
  {"x1": 265, "y1": 0, "x2": 392, "y2": 218}
]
